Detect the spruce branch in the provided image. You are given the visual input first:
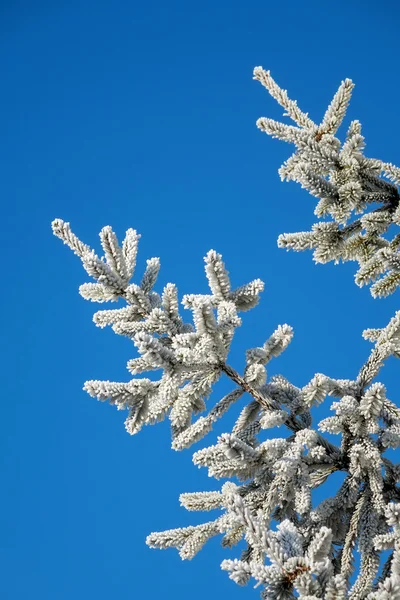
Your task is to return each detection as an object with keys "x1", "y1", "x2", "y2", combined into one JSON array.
[{"x1": 255, "y1": 67, "x2": 400, "y2": 298}]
